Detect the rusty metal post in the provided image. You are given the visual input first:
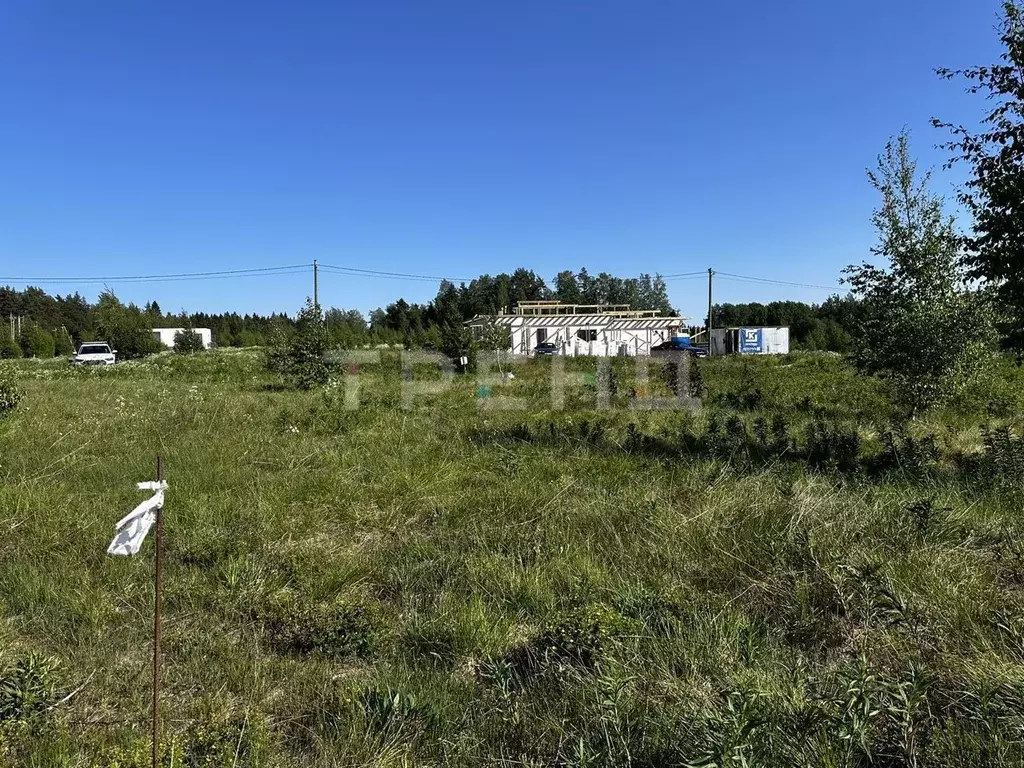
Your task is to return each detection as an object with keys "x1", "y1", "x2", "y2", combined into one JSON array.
[{"x1": 152, "y1": 456, "x2": 164, "y2": 768}]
